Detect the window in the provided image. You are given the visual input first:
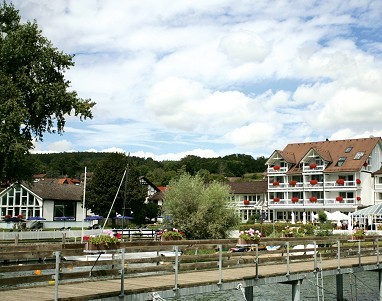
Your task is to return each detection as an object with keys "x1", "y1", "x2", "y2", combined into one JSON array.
[
  {"x1": 53, "y1": 201, "x2": 76, "y2": 219},
  {"x1": 345, "y1": 147, "x2": 353, "y2": 153},
  {"x1": 336, "y1": 157, "x2": 346, "y2": 166},
  {"x1": 354, "y1": 152, "x2": 364, "y2": 160}
]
